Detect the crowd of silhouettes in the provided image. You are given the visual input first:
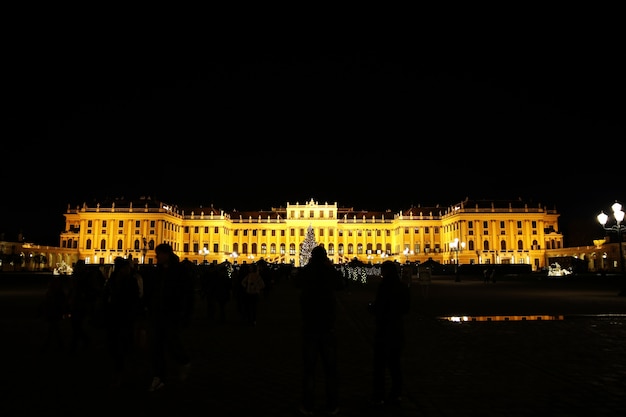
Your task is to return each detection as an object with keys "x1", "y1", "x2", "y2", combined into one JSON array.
[{"x1": 34, "y1": 245, "x2": 413, "y2": 415}]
